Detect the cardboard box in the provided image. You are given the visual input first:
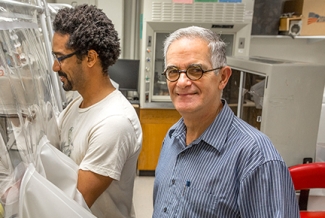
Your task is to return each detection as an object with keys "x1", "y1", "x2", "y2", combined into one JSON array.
[
  {"x1": 279, "y1": 16, "x2": 301, "y2": 31},
  {"x1": 279, "y1": 16, "x2": 303, "y2": 36},
  {"x1": 283, "y1": 0, "x2": 325, "y2": 36}
]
